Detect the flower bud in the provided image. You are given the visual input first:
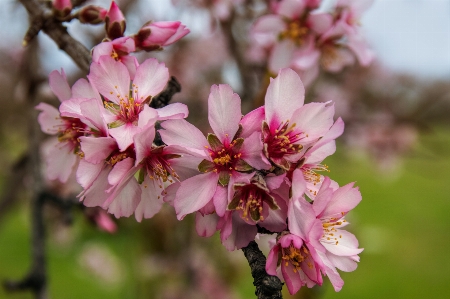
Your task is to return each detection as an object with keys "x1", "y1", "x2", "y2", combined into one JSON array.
[
  {"x1": 105, "y1": 1, "x2": 126, "y2": 40},
  {"x1": 78, "y1": 5, "x2": 107, "y2": 25},
  {"x1": 52, "y1": 0, "x2": 72, "y2": 18},
  {"x1": 134, "y1": 21, "x2": 189, "y2": 51}
]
